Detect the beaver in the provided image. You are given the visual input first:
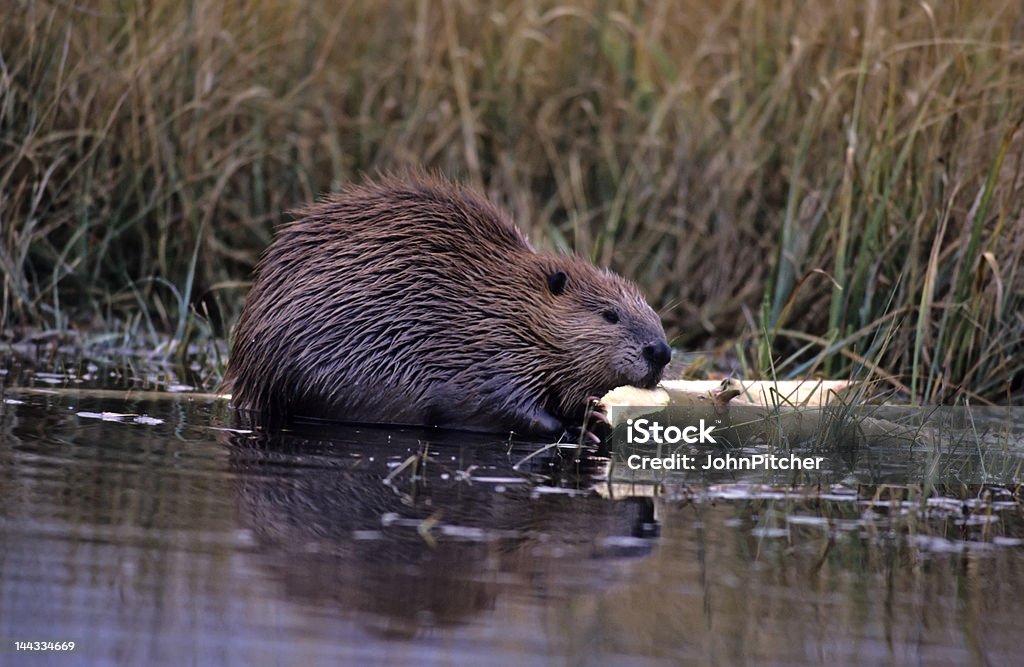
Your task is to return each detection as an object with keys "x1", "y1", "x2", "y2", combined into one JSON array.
[{"x1": 224, "y1": 172, "x2": 671, "y2": 435}]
